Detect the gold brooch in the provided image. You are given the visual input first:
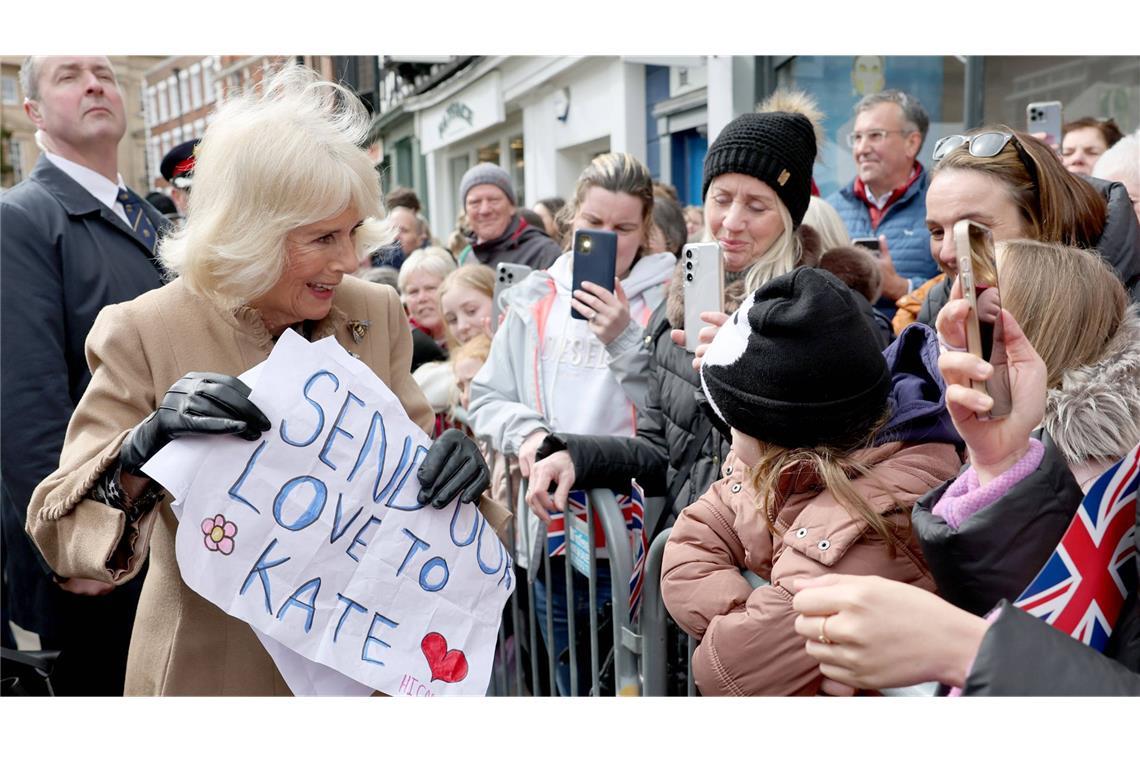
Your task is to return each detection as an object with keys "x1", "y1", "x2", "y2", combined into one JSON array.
[
  {"x1": 777, "y1": 169, "x2": 791, "y2": 187},
  {"x1": 347, "y1": 320, "x2": 370, "y2": 344}
]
